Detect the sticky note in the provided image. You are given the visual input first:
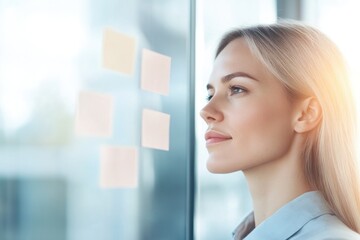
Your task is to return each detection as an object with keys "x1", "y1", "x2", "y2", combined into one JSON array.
[
  {"x1": 99, "y1": 146, "x2": 138, "y2": 188},
  {"x1": 141, "y1": 49, "x2": 171, "y2": 95},
  {"x1": 141, "y1": 109, "x2": 170, "y2": 151},
  {"x1": 75, "y1": 91, "x2": 114, "y2": 137},
  {"x1": 102, "y1": 28, "x2": 136, "y2": 75}
]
